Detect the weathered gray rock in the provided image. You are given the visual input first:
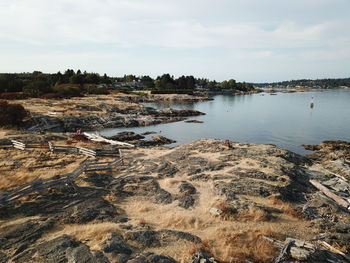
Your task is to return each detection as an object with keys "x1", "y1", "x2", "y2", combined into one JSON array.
[
  {"x1": 177, "y1": 194, "x2": 196, "y2": 209},
  {"x1": 0, "y1": 219, "x2": 54, "y2": 250},
  {"x1": 191, "y1": 251, "x2": 217, "y2": 263},
  {"x1": 127, "y1": 252, "x2": 176, "y2": 263},
  {"x1": 179, "y1": 182, "x2": 196, "y2": 194},
  {"x1": 0, "y1": 252, "x2": 8, "y2": 263},
  {"x1": 66, "y1": 244, "x2": 100, "y2": 263},
  {"x1": 37, "y1": 234, "x2": 79, "y2": 263},
  {"x1": 113, "y1": 253, "x2": 130, "y2": 263},
  {"x1": 62, "y1": 198, "x2": 116, "y2": 224},
  {"x1": 101, "y1": 233, "x2": 133, "y2": 255},
  {"x1": 112, "y1": 176, "x2": 173, "y2": 204},
  {"x1": 94, "y1": 251, "x2": 111, "y2": 263},
  {"x1": 108, "y1": 132, "x2": 145, "y2": 142},
  {"x1": 124, "y1": 230, "x2": 201, "y2": 248}
]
